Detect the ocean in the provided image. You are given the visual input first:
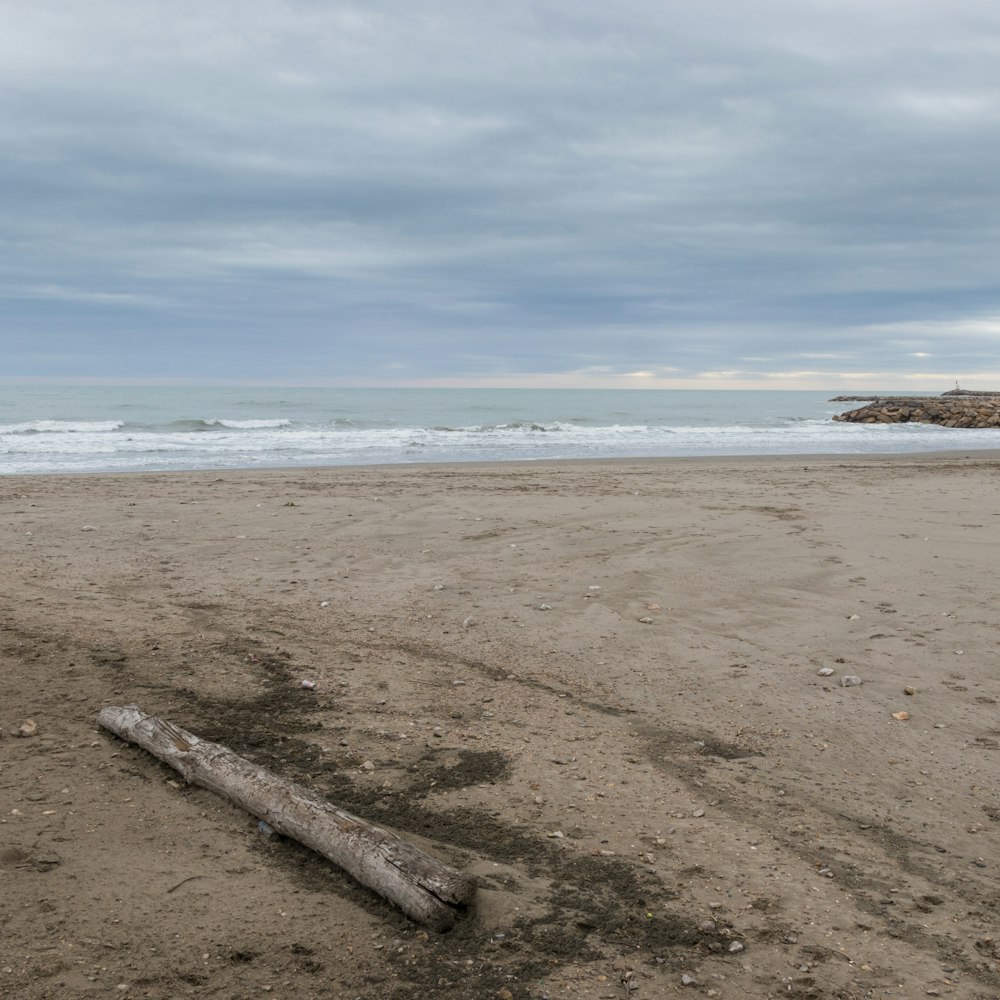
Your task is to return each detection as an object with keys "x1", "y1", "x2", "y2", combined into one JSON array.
[{"x1": 1, "y1": 385, "x2": 997, "y2": 475}]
